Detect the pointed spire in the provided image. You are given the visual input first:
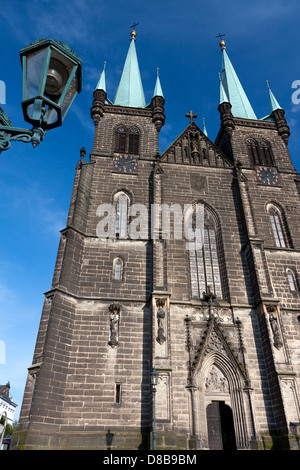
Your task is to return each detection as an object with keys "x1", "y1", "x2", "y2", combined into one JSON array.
[
  {"x1": 219, "y1": 72, "x2": 229, "y2": 105},
  {"x1": 113, "y1": 30, "x2": 146, "y2": 108},
  {"x1": 203, "y1": 117, "x2": 208, "y2": 136},
  {"x1": 95, "y1": 61, "x2": 107, "y2": 92},
  {"x1": 266, "y1": 80, "x2": 282, "y2": 113},
  {"x1": 153, "y1": 68, "x2": 164, "y2": 98},
  {"x1": 219, "y1": 40, "x2": 257, "y2": 120}
]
